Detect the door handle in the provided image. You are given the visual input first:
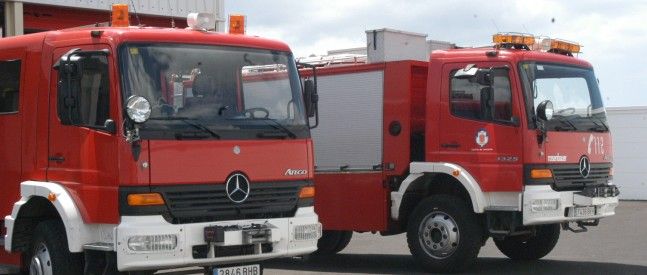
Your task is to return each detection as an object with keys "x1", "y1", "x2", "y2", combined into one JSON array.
[
  {"x1": 441, "y1": 143, "x2": 461, "y2": 148},
  {"x1": 48, "y1": 156, "x2": 65, "y2": 163}
]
